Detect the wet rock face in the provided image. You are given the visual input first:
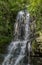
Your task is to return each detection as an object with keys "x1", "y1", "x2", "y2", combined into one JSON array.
[
  {"x1": 15, "y1": 11, "x2": 30, "y2": 40},
  {"x1": 15, "y1": 11, "x2": 25, "y2": 40}
]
